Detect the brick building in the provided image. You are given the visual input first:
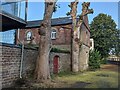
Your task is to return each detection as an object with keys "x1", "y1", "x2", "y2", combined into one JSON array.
[
  {"x1": 16, "y1": 17, "x2": 90, "y2": 51},
  {"x1": 16, "y1": 16, "x2": 91, "y2": 71},
  {"x1": 16, "y1": 17, "x2": 72, "y2": 51},
  {"x1": 1, "y1": 1, "x2": 92, "y2": 88}
]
